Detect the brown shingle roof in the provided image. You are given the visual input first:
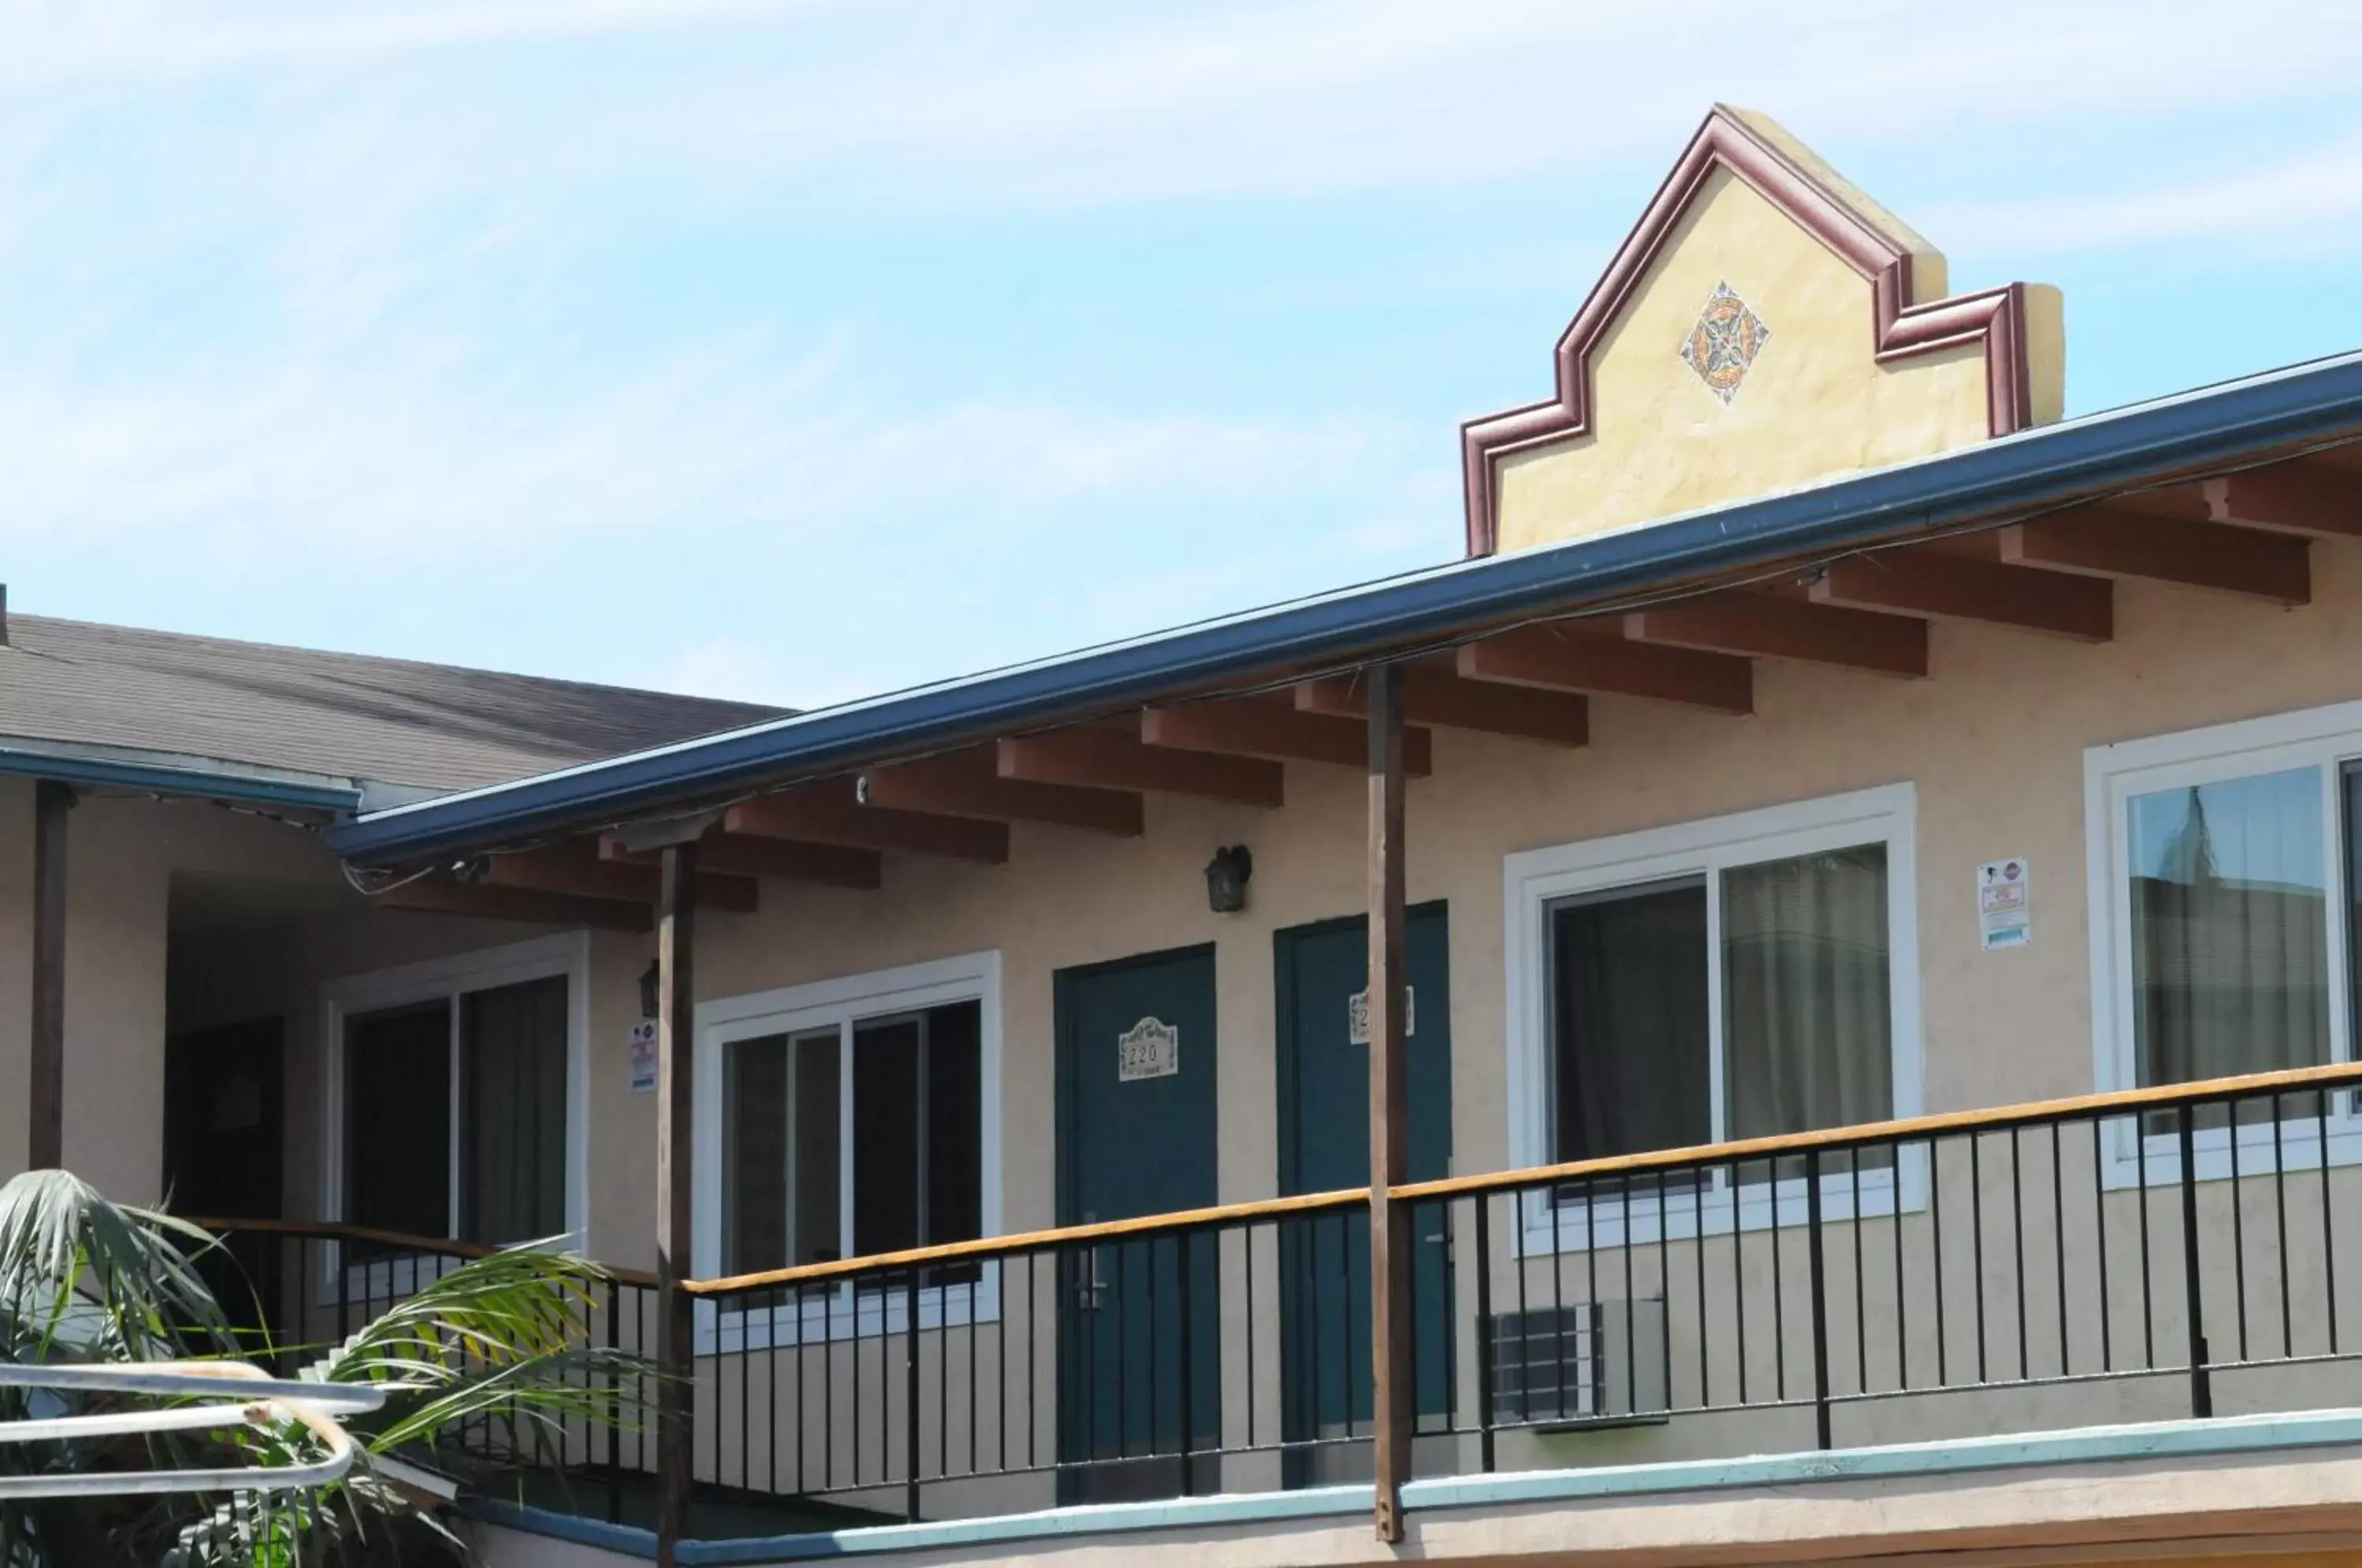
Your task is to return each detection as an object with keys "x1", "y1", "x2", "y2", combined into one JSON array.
[{"x1": 0, "y1": 615, "x2": 786, "y2": 793}]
